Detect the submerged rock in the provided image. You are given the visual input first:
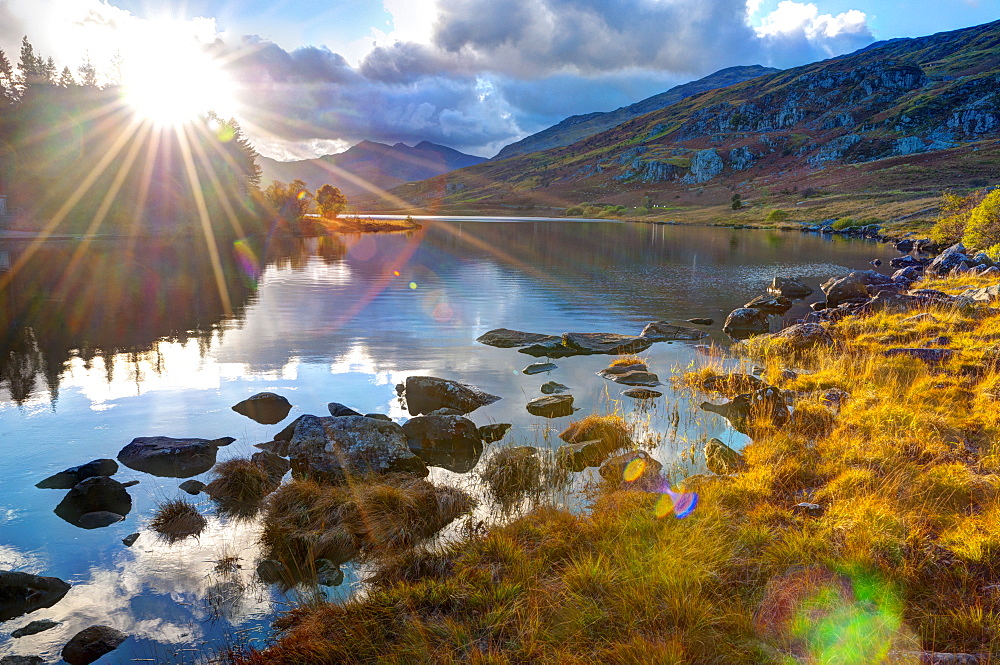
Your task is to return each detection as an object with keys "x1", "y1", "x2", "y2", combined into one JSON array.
[
  {"x1": 526, "y1": 395, "x2": 575, "y2": 418},
  {"x1": 117, "y1": 436, "x2": 235, "y2": 478},
  {"x1": 622, "y1": 388, "x2": 662, "y2": 399},
  {"x1": 0, "y1": 570, "x2": 71, "y2": 622},
  {"x1": 403, "y1": 415, "x2": 484, "y2": 473},
  {"x1": 687, "y1": 317, "x2": 715, "y2": 326},
  {"x1": 476, "y1": 328, "x2": 560, "y2": 348},
  {"x1": 12, "y1": 619, "x2": 61, "y2": 638},
  {"x1": 562, "y1": 332, "x2": 653, "y2": 355},
  {"x1": 36, "y1": 459, "x2": 118, "y2": 490},
  {"x1": 639, "y1": 321, "x2": 708, "y2": 341},
  {"x1": 401, "y1": 376, "x2": 501, "y2": 415},
  {"x1": 54, "y1": 476, "x2": 132, "y2": 529},
  {"x1": 701, "y1": 386, "x2": 790, "y2": 436},
  {"x1": 231, "y1": 392, "x2": 292, "y2": 425}
]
